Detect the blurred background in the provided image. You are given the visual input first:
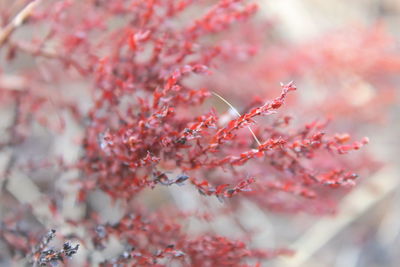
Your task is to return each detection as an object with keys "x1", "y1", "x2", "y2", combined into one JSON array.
[
  {"x1": 0, "y1": 0, "x2": 400, "y2": 266},
  {"x1": 262, "y1": 1, "x2": 400, "y2": 266}
]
